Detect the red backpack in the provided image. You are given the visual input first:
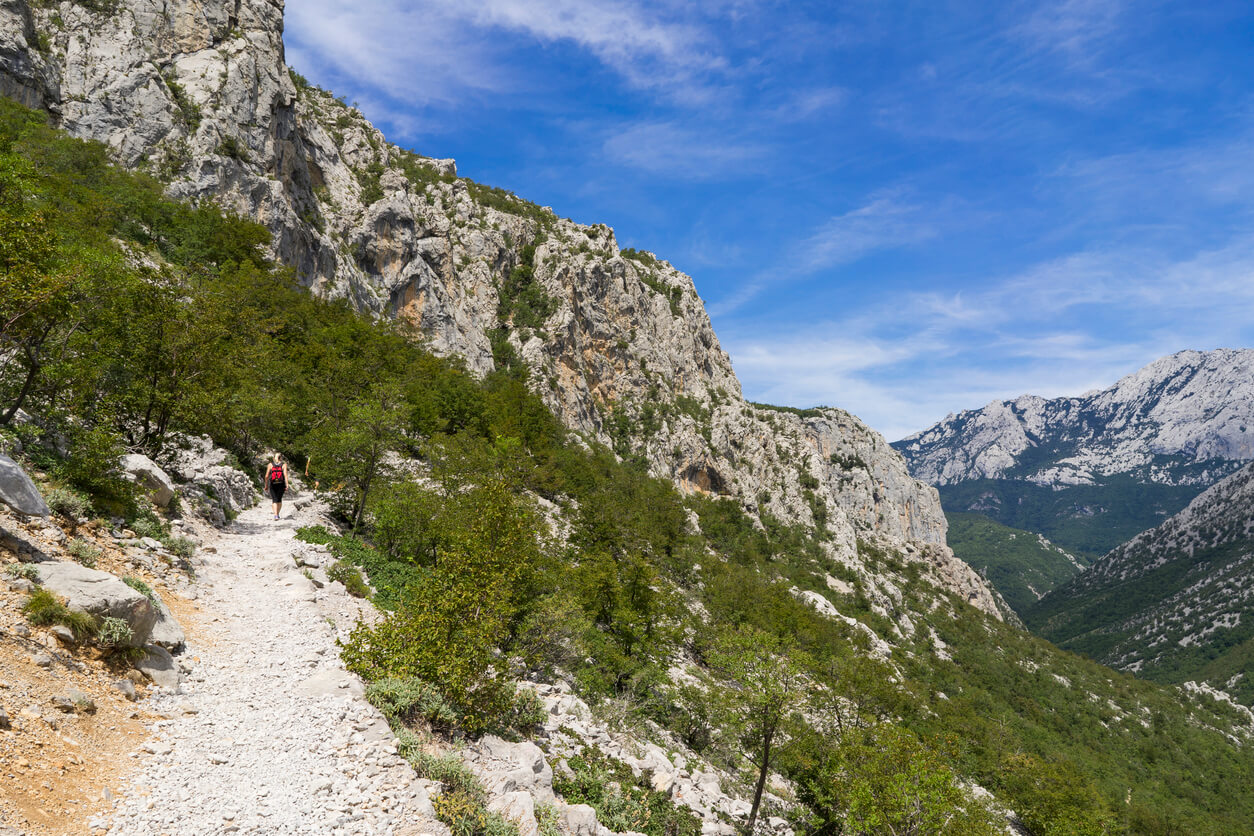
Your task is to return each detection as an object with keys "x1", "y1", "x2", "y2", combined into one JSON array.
[{"x1": 267, "y1": 463, "x2": 285, "y2": 485}]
